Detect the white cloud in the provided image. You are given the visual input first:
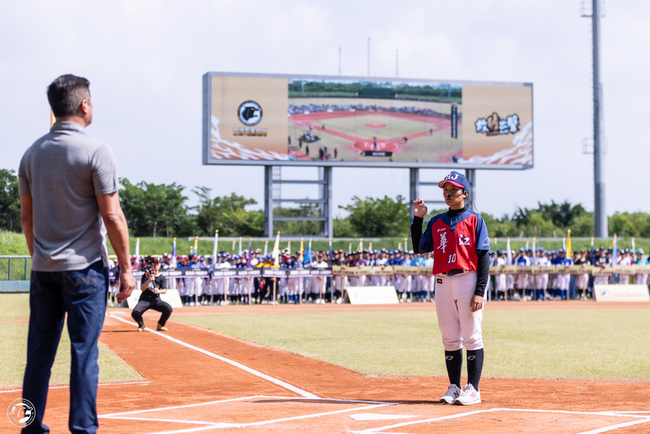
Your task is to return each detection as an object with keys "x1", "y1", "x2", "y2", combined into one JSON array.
[{"x1": 1, "y1": 0, "x2": 649, "y2": 220}]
